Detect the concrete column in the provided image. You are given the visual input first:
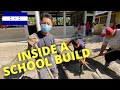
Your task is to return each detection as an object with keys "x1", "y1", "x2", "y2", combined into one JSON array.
[
  {"x1": 106, "y1": 11, "x2": 112, "y2": 27},
  {"x1": 24, "y1": 25, "x2": 29, "y2": 38},
  {"x1": 93, "y1": 11, "x2": 96, "y2": 22},
  {"x1": 63, "y1": 11, "x2": 66, "y2": 37},
  {"x1": 83, "y1": 11, "x2": 87, "y2": 36},
  {"x1": 35, "y1": 11, "x2": 41, "y2": 31},
  {"x1": 84, "y1": 11, "x2": 87, "y2": 24},
  {"x1": 98, "y1": 17, "x2": 100, "y2": 24},
  {"x1": 92, "y1": 11, "x2": 96, "y2": 34}
]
